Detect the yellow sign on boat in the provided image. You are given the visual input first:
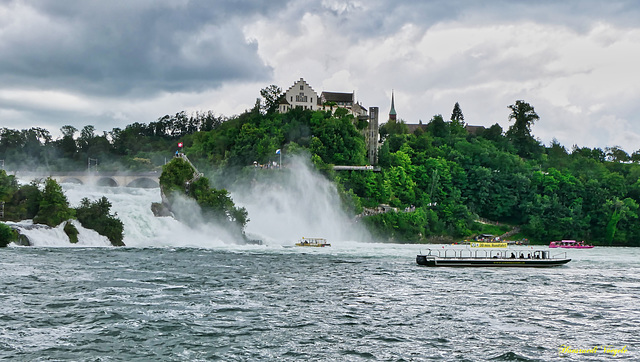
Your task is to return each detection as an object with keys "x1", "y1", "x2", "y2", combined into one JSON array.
[{"x1": 470, "y1": 242, "x2": 508, "y2": 248}]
